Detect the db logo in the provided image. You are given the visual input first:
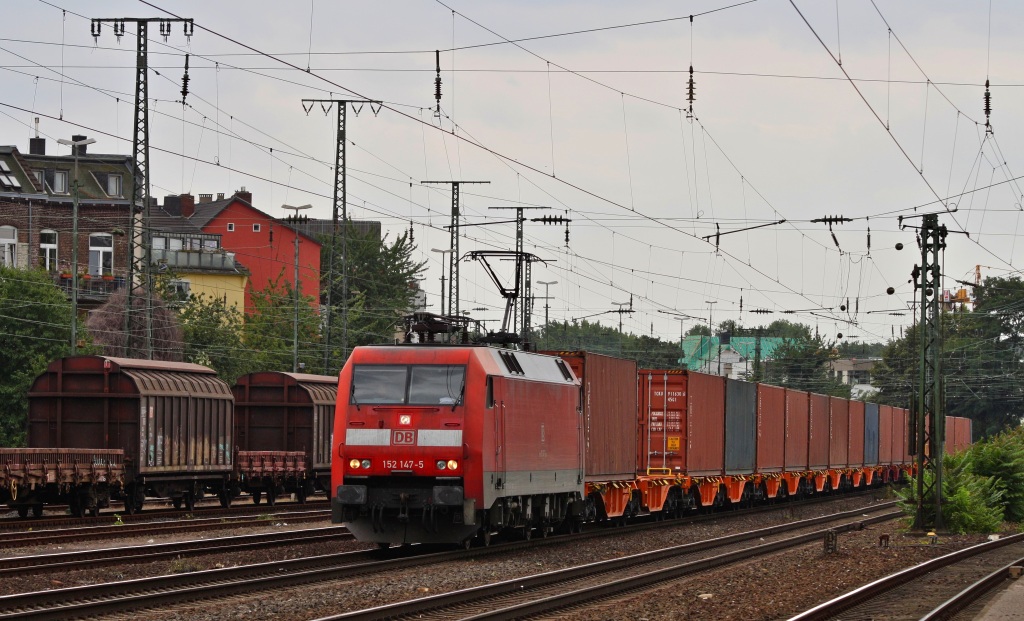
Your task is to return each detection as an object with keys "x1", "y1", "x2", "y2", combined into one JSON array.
[{"x1": 392, "y1": 430, "x2": 416, "y2": 445}]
